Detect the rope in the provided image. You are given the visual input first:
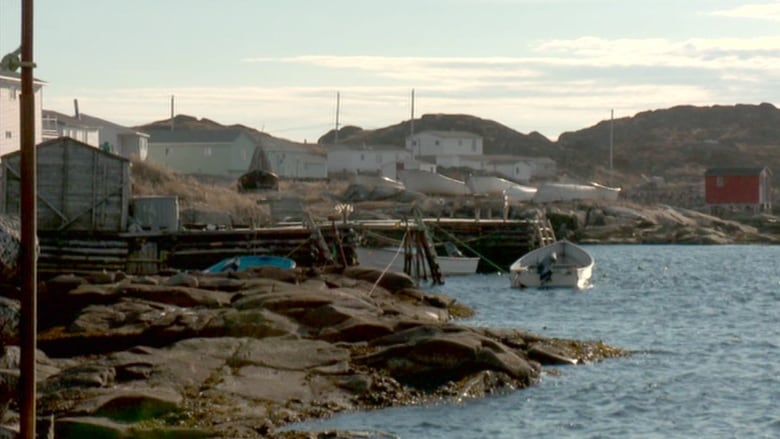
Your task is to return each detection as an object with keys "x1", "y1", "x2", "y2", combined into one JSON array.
[
  {"x1": 427, "y1": 222, "x2": 507, "y2": 274},
  {"x1": 368, "y1": 229, "x2": 409, "y2": 296}
]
